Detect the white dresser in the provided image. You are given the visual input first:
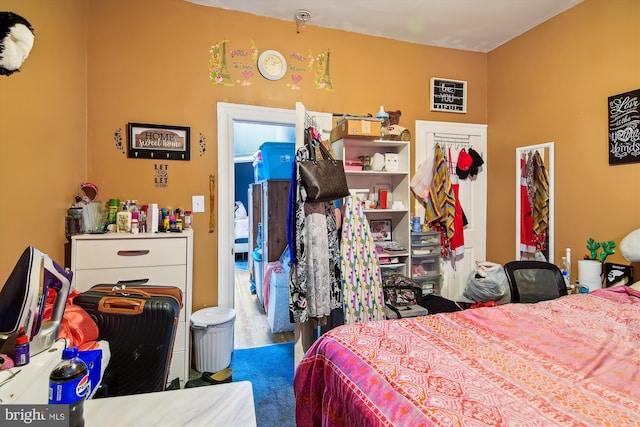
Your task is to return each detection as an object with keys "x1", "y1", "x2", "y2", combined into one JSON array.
[{"x1": 70, "y1": 230, "x2": 193, "y2": 387}]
